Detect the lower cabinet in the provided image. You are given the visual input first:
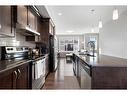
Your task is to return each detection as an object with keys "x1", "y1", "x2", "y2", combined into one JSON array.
[
  {"x1": 0, "y1": 62, "x2": 31, "y2": 89},
  {"x1": 0, "y1": 67, "x2": 16, "y2": 89}
]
